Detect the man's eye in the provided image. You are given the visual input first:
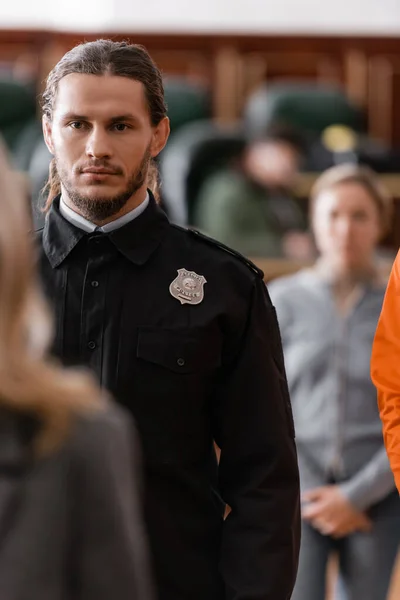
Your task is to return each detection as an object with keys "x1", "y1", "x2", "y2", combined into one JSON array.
[
  {"x1": 113, "y1": 123, "x2": 130, "y2": 132},
  {"x1": 70, "y1": 121, "x2": 84, "y2": 130}
]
